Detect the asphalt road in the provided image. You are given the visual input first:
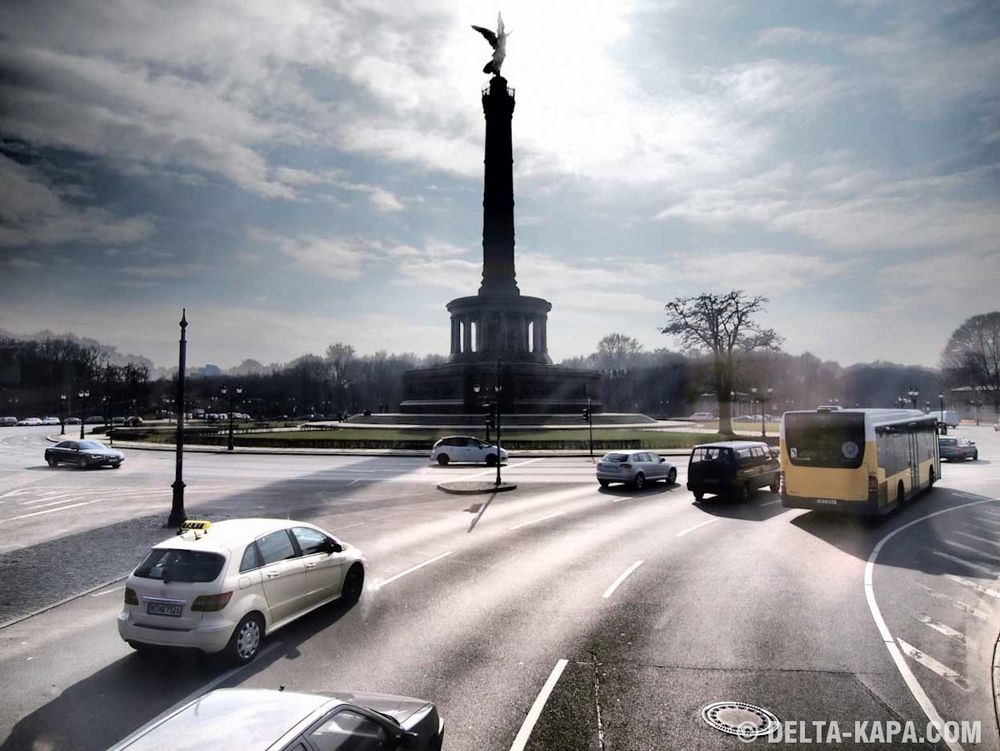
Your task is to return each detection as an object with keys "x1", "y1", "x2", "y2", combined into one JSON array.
[{"x1": 1, "y1": 425, "x2": 998, "y2": 750}]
